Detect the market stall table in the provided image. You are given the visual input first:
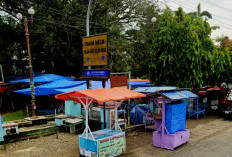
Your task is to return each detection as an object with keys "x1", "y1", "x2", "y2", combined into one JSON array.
[
  {"x1": 55, "y1": 88, "x2": 145, "y2": 157},
  {"x1": 2, "y1": 122, "x2": 19, "y2": 136},
  {"x1": 64, "y1": 118, "x2": 84, "y2": 134},
  {"x1": 55, "y1": 115, "x2": 70, "y2": 126}
]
